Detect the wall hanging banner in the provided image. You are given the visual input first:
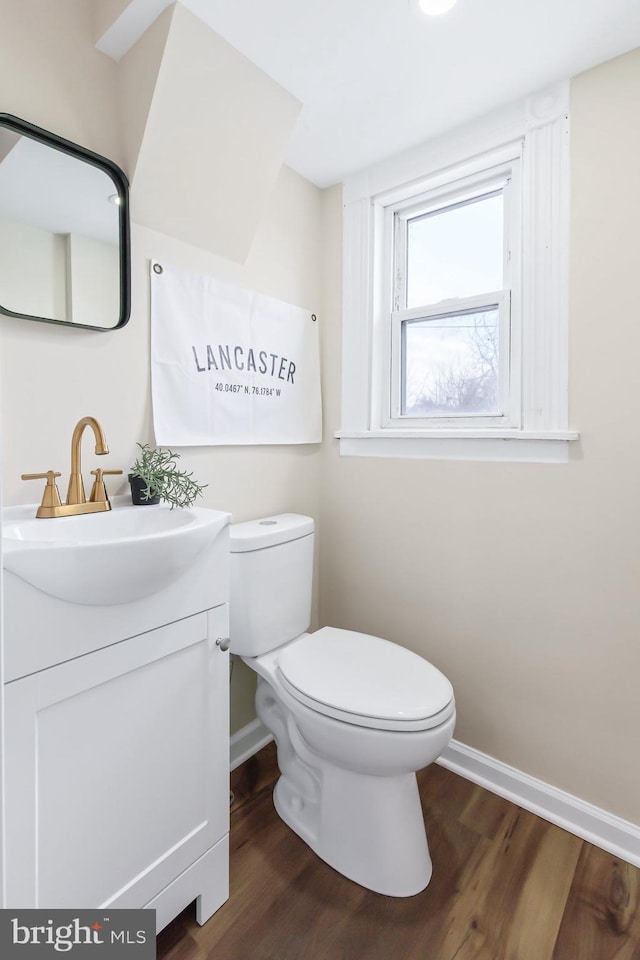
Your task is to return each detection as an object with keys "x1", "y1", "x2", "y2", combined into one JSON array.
[{"x1": 150, "y1": 260, "x2": 322, "y2": 445}]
